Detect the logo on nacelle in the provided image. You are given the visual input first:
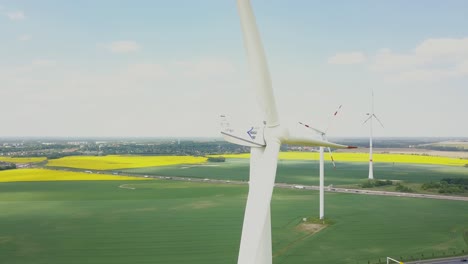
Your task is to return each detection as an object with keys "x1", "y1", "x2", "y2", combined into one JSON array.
[{"x1": 247, "y1": 127, "x2": 257, "y2": 140}]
